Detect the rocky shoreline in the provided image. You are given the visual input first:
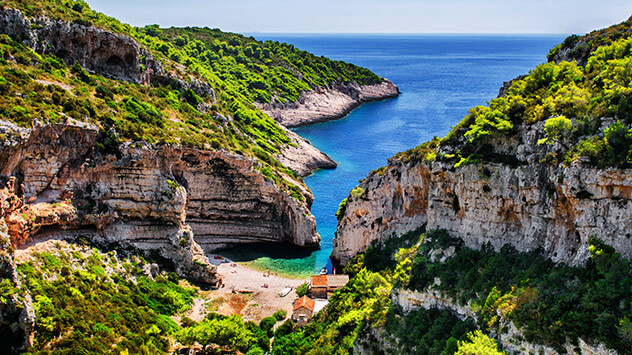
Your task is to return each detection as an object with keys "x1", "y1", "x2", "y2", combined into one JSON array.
[{"x1": 256, "y1": 80, "x2": 400, "y2": 128}]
